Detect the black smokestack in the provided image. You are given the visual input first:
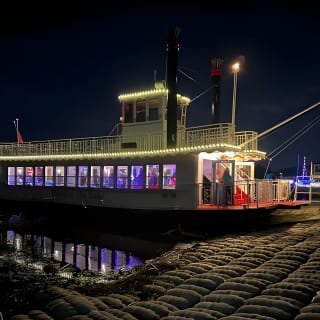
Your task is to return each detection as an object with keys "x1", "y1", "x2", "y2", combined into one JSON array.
[
  {"x1": 210, "y1": 58, "x2": 223, "y2": 124},
  {"x1": 166, "y1": 26, "x2": 180, "y2": 148}
]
